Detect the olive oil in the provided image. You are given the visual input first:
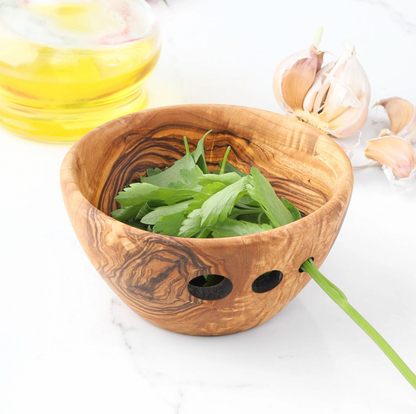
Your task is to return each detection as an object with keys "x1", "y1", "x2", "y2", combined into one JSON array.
[{"x1": 0, "y1": 1, "x2": 160, "y2": 142}]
